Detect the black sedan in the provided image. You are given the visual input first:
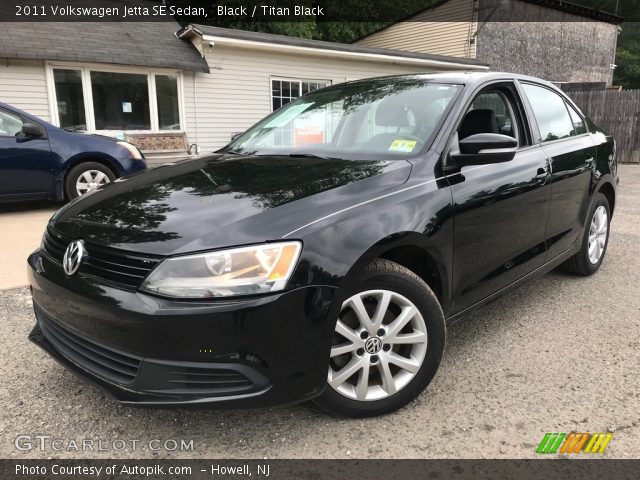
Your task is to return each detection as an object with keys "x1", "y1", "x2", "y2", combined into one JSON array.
[
  {"x1": 28, "y1": 72, "x2": 617, "y2": 417},
  {"x1": 0, "y1": 102, "x2": 146, "y2": 203}
]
